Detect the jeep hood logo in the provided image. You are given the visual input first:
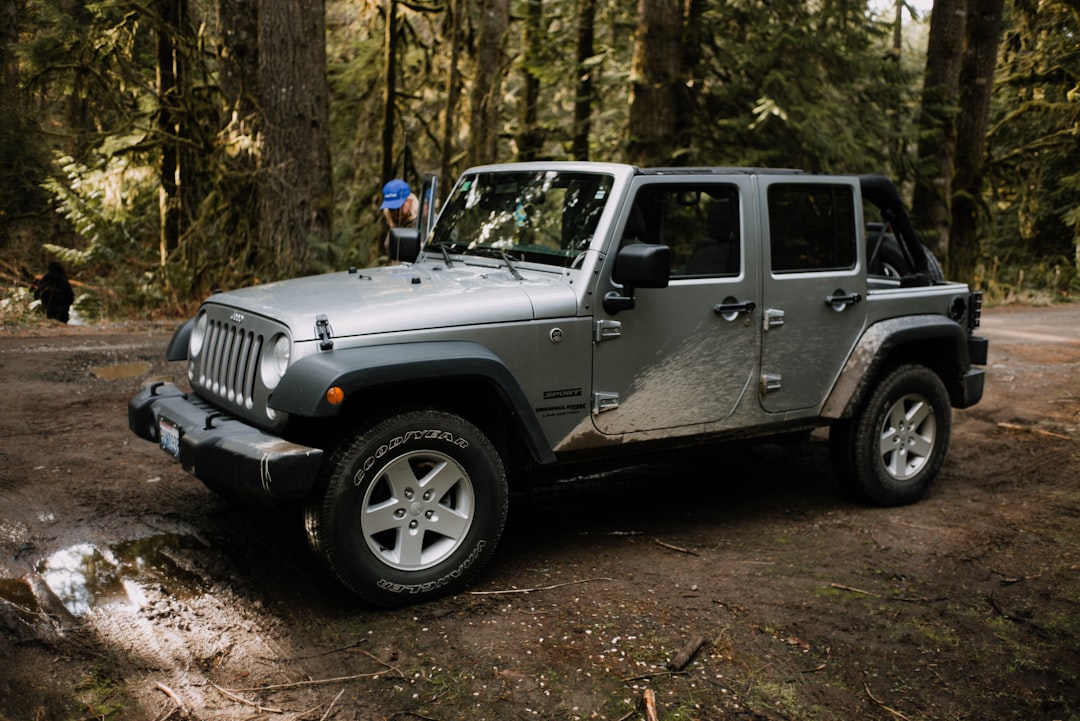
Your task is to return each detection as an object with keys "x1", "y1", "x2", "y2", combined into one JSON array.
[{"x1": 230, "y1": 312, "x2": 245, "y2": 323}]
